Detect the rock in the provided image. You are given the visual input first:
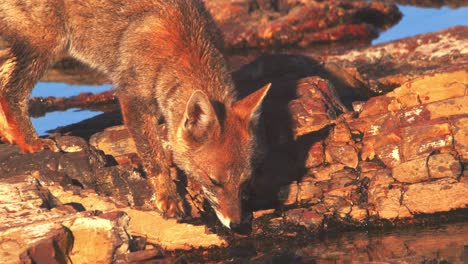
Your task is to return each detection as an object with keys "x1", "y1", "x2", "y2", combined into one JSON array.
[
  {"x1": 278, "y1": 181, "x2": 299, "y2": 206},
  {"x1": 401, "y1": 122, "x2": 453, "y2": 161},
  {"x1": 427, "y1": 153, "x2": 462, "y2": 179},
  {"x1": 283, "y1": 207, "x2": 324, "y2": 231},
  {"x1": 323, "y1": 195, "x2": 352, "y2": 218},
  {"x1": 49, "y1": 182, "x2": 222, "y2": 250},
  {"x1": 386, "y1": 71, "x2": 467, "y2": 108},
  {"x1": 453, "y1": 117, "x2": 468, "y2": 162},
  {"x1": 326, "y1": 143, "x2": 359, "y2": 168},
  {"x1": 288, "y1": 77, "x2": 344, "y2": 138},
  {"x1": 304, "y1": 141, "x2": 324, "y2": 168},
  {"x1": 205, "y1": 0, "x2": 401, "y2": 50},
  {"x1": 253, "y1": 209, "x2": 276, "y2": 219},
  {"x1": 349, "y1": 206, "x2": 368, "y2": 222},
  {"x1": 298, "y1": 178, "x2": 325, "y2": 205},
  {"x1": 0, "y1": 171, "x2": 227, "y2": 262},
  {"x1": 55, "y1": 136, "x2": 89, "y2": 153},
  {"x1": 124, "y1": 209, "x2": 226, "y2": 251},
  {"x1": 307, "y1": 164, "x2": 346, "y2": 182},
  {"x1": 367, "y1": 169, "x2": 411, "y2": 219},
  {"x1": 392, "y1": 158, "x2": 429, "y2": 183},
  {"x1": 328, "y1": 26, "x2": 467, "y2": 93},
  {"x1": 18, "y1": 227, "x2": 72, "y2": 264},
  {"x1": 89, "y1": 125, "x2": 137, "y2": 159},
  {"x1": 62, "y1": 212, "x2": 130, "y2": 264},
  {"x1": 0, "y1": 174, "x2": 127, "y2": 264},
  {"x1": 403, "y1": 178, "x2": 468, "y2": 214}
]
